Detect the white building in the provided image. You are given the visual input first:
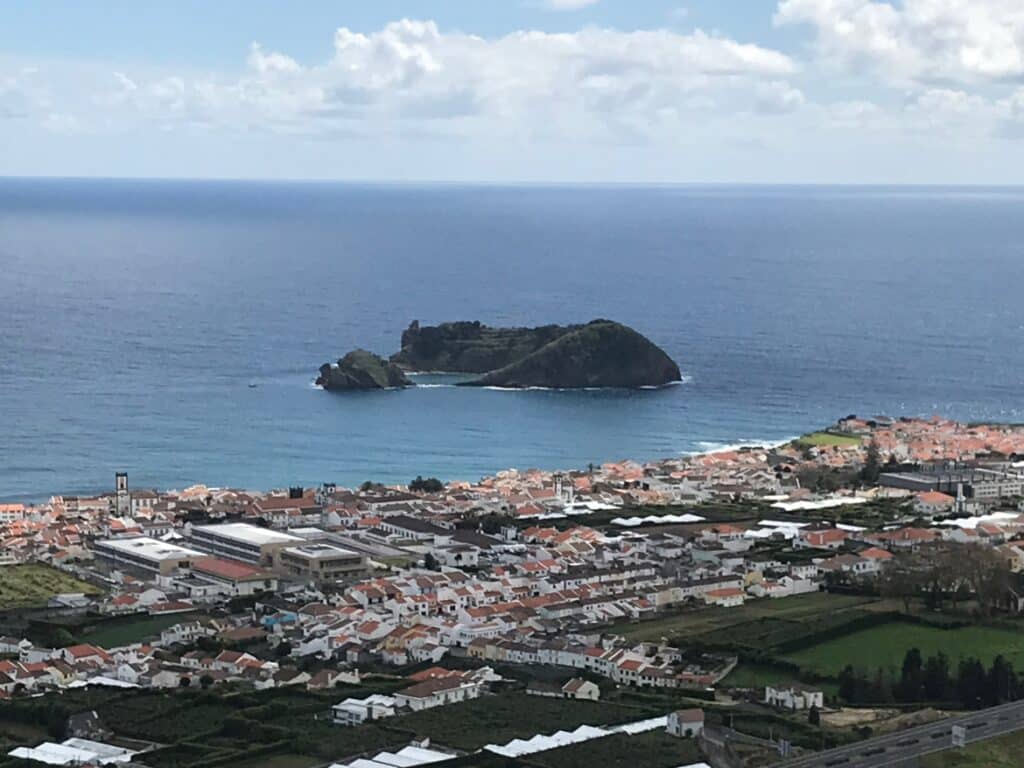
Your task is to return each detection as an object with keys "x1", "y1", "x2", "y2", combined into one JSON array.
[
  {"x1": 332, "y1": 695, "x2": 398, "y2": 726},
  {"x1": 666, "y1": 709, "x2": 705, "y2": 738},
  {"x1": 394, "y1": 677, "x2": 484, "y2": 712},
  {"x1": 187, "y1": 523, "x2": 304, "y2": 567},
  {"x1": 765, "y1": 684, "x2": 824, "y2": 711},
  {"x1": 93, "y1": 537, "x2": 203, "y2": 576}
]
